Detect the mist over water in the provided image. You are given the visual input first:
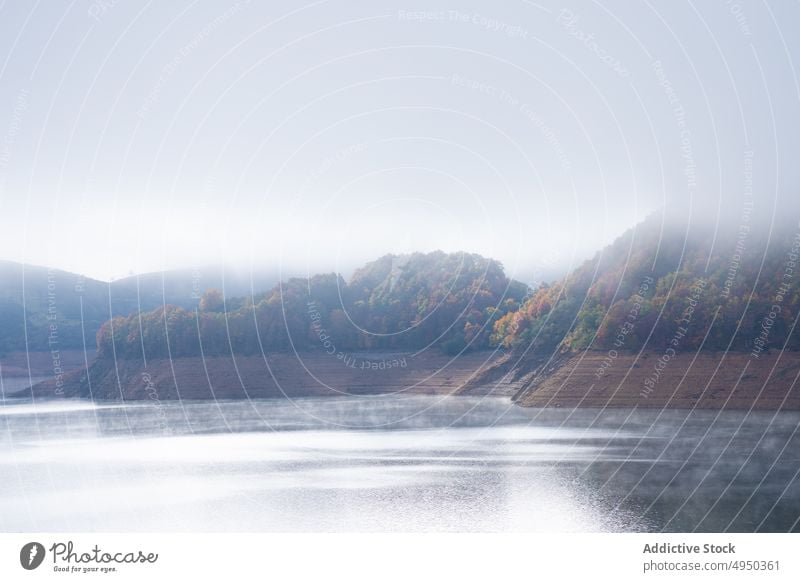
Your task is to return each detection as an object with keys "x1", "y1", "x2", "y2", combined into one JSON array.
[{"x1": 1, "y1": 396, "x2": 798, "y2": 532}]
